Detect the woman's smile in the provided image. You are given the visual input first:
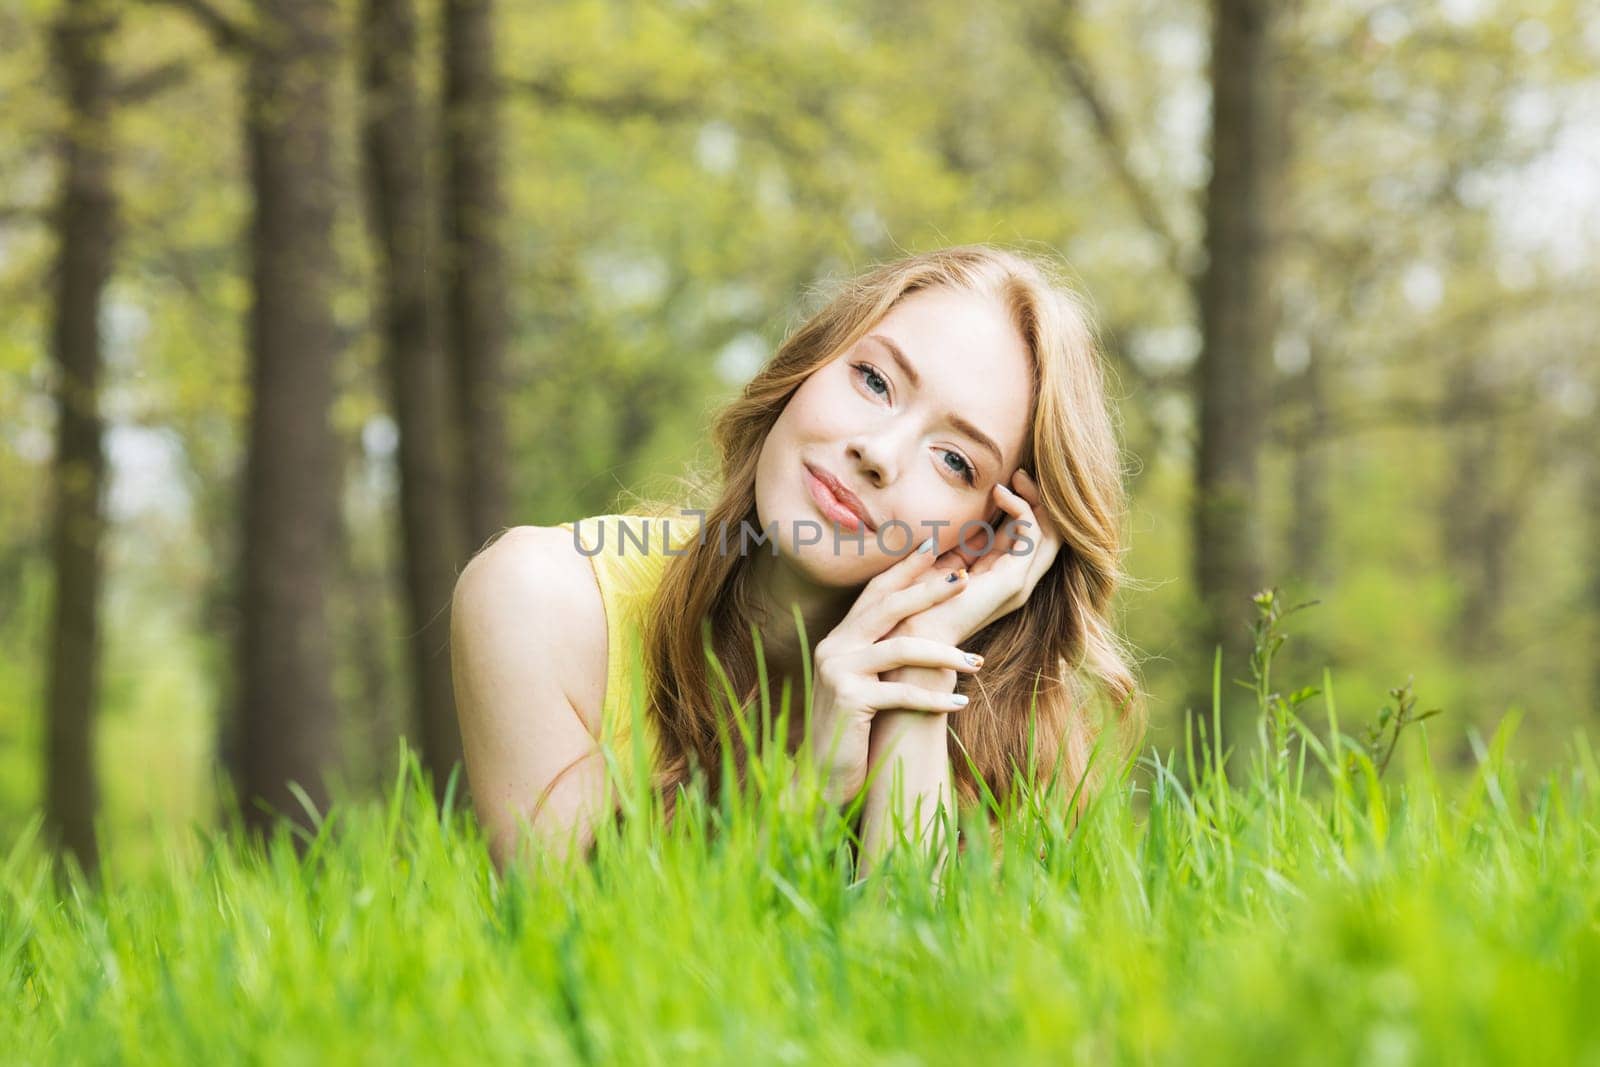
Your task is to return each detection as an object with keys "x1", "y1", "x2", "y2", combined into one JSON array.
[{"x1": 803, "y1": 462, "x2": 877, "y2": 532}]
